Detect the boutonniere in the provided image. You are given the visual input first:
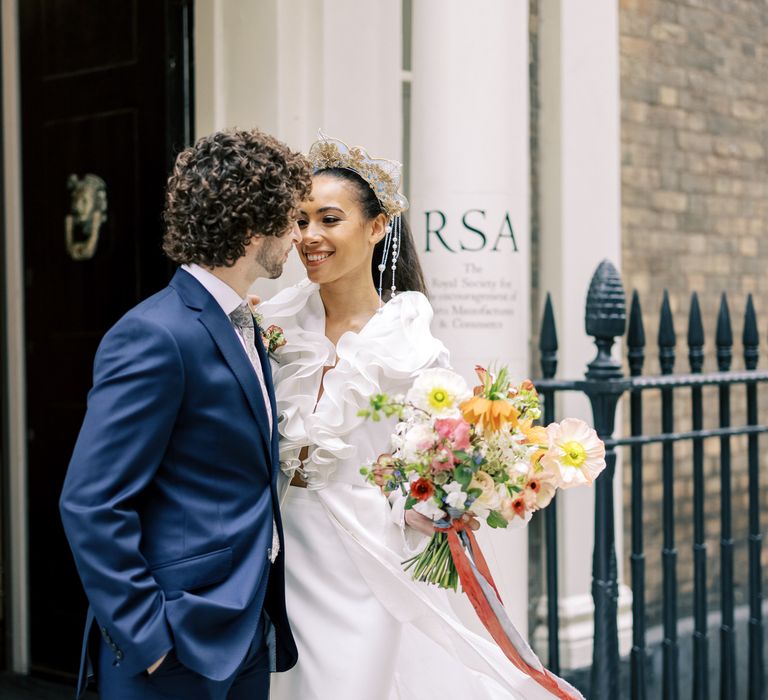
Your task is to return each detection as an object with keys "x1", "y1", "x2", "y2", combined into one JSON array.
[
  {"x1": 261, "y1": 322, "x2": 287, "y2": 354},
  {"x1": 248, "y1": 297, "x2": 287, "y2": 355}
]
